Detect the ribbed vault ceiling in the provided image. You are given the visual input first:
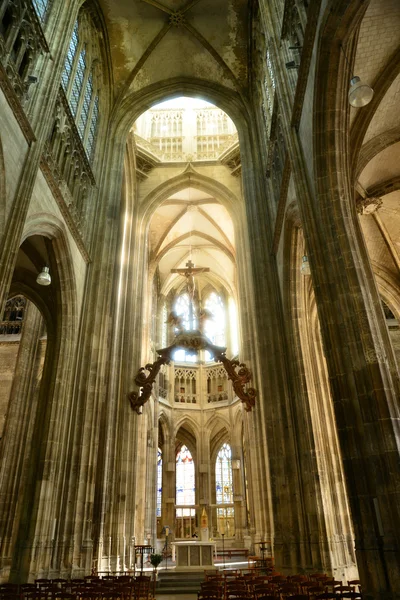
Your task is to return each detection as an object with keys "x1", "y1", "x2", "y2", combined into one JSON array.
[
  {"x1": 148, "y1": 187, "x2": 236, "y2": 297},
  {"x1": 353, "y1": 0, "x2": 400, "y2": 309},
  {"x1": 98, "y1": 0, "x2": 249, "y2": 98}
]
